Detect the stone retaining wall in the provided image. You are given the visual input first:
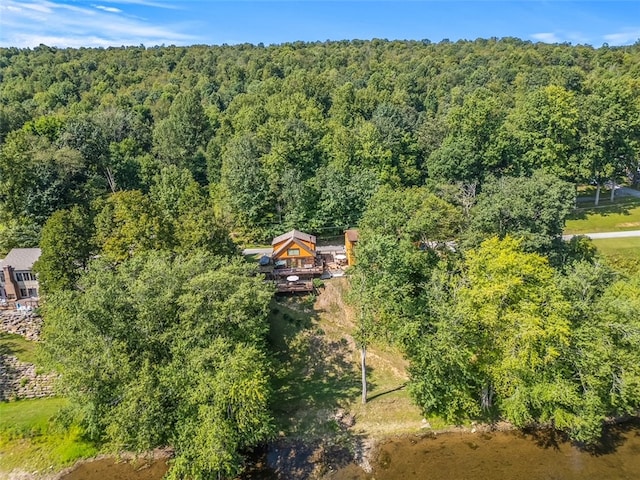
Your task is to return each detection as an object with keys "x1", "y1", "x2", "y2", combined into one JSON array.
[
  {"x1": 0, "y1": 355, "x2": 58, "y2": 400},
  {"x1": 0, "y1": 311, "x2": 43, "y2": 341},
  {"x1": 0, "y1": 310, "x2": 57, "y2": 400}
]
